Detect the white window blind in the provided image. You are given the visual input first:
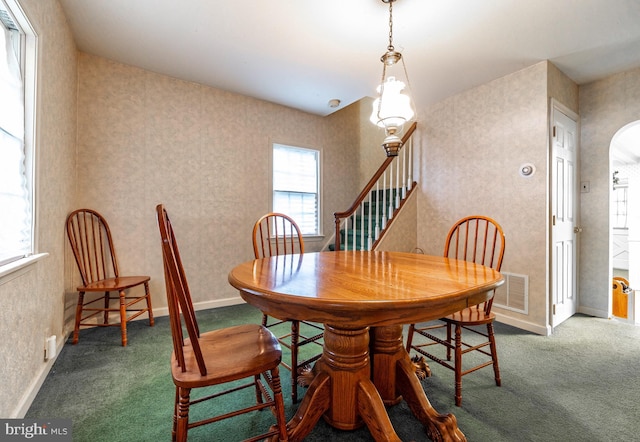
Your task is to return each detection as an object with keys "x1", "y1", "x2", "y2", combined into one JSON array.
[
  {"x1": 0, "y1": 4, "x2": 31, "y2": 266},
  {"x1": 272, "y1": 144, "x2": 320, "y2": 236}
]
